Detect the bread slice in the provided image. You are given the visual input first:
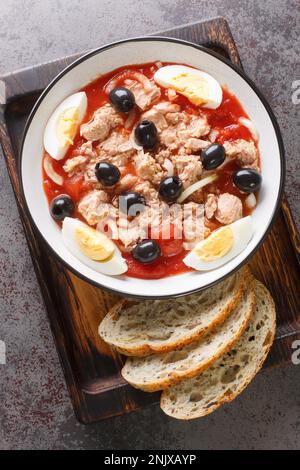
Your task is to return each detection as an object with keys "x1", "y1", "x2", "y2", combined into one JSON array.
[
  {"x1": 160, "y1": 280, "x2": 276, "y2": 420},
  {"x1": 99, "y1": 267, "x2": 250, "y2": 357},
  {"x1": 122, "y1": 281, "x2": 255, "y2": 391}
]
